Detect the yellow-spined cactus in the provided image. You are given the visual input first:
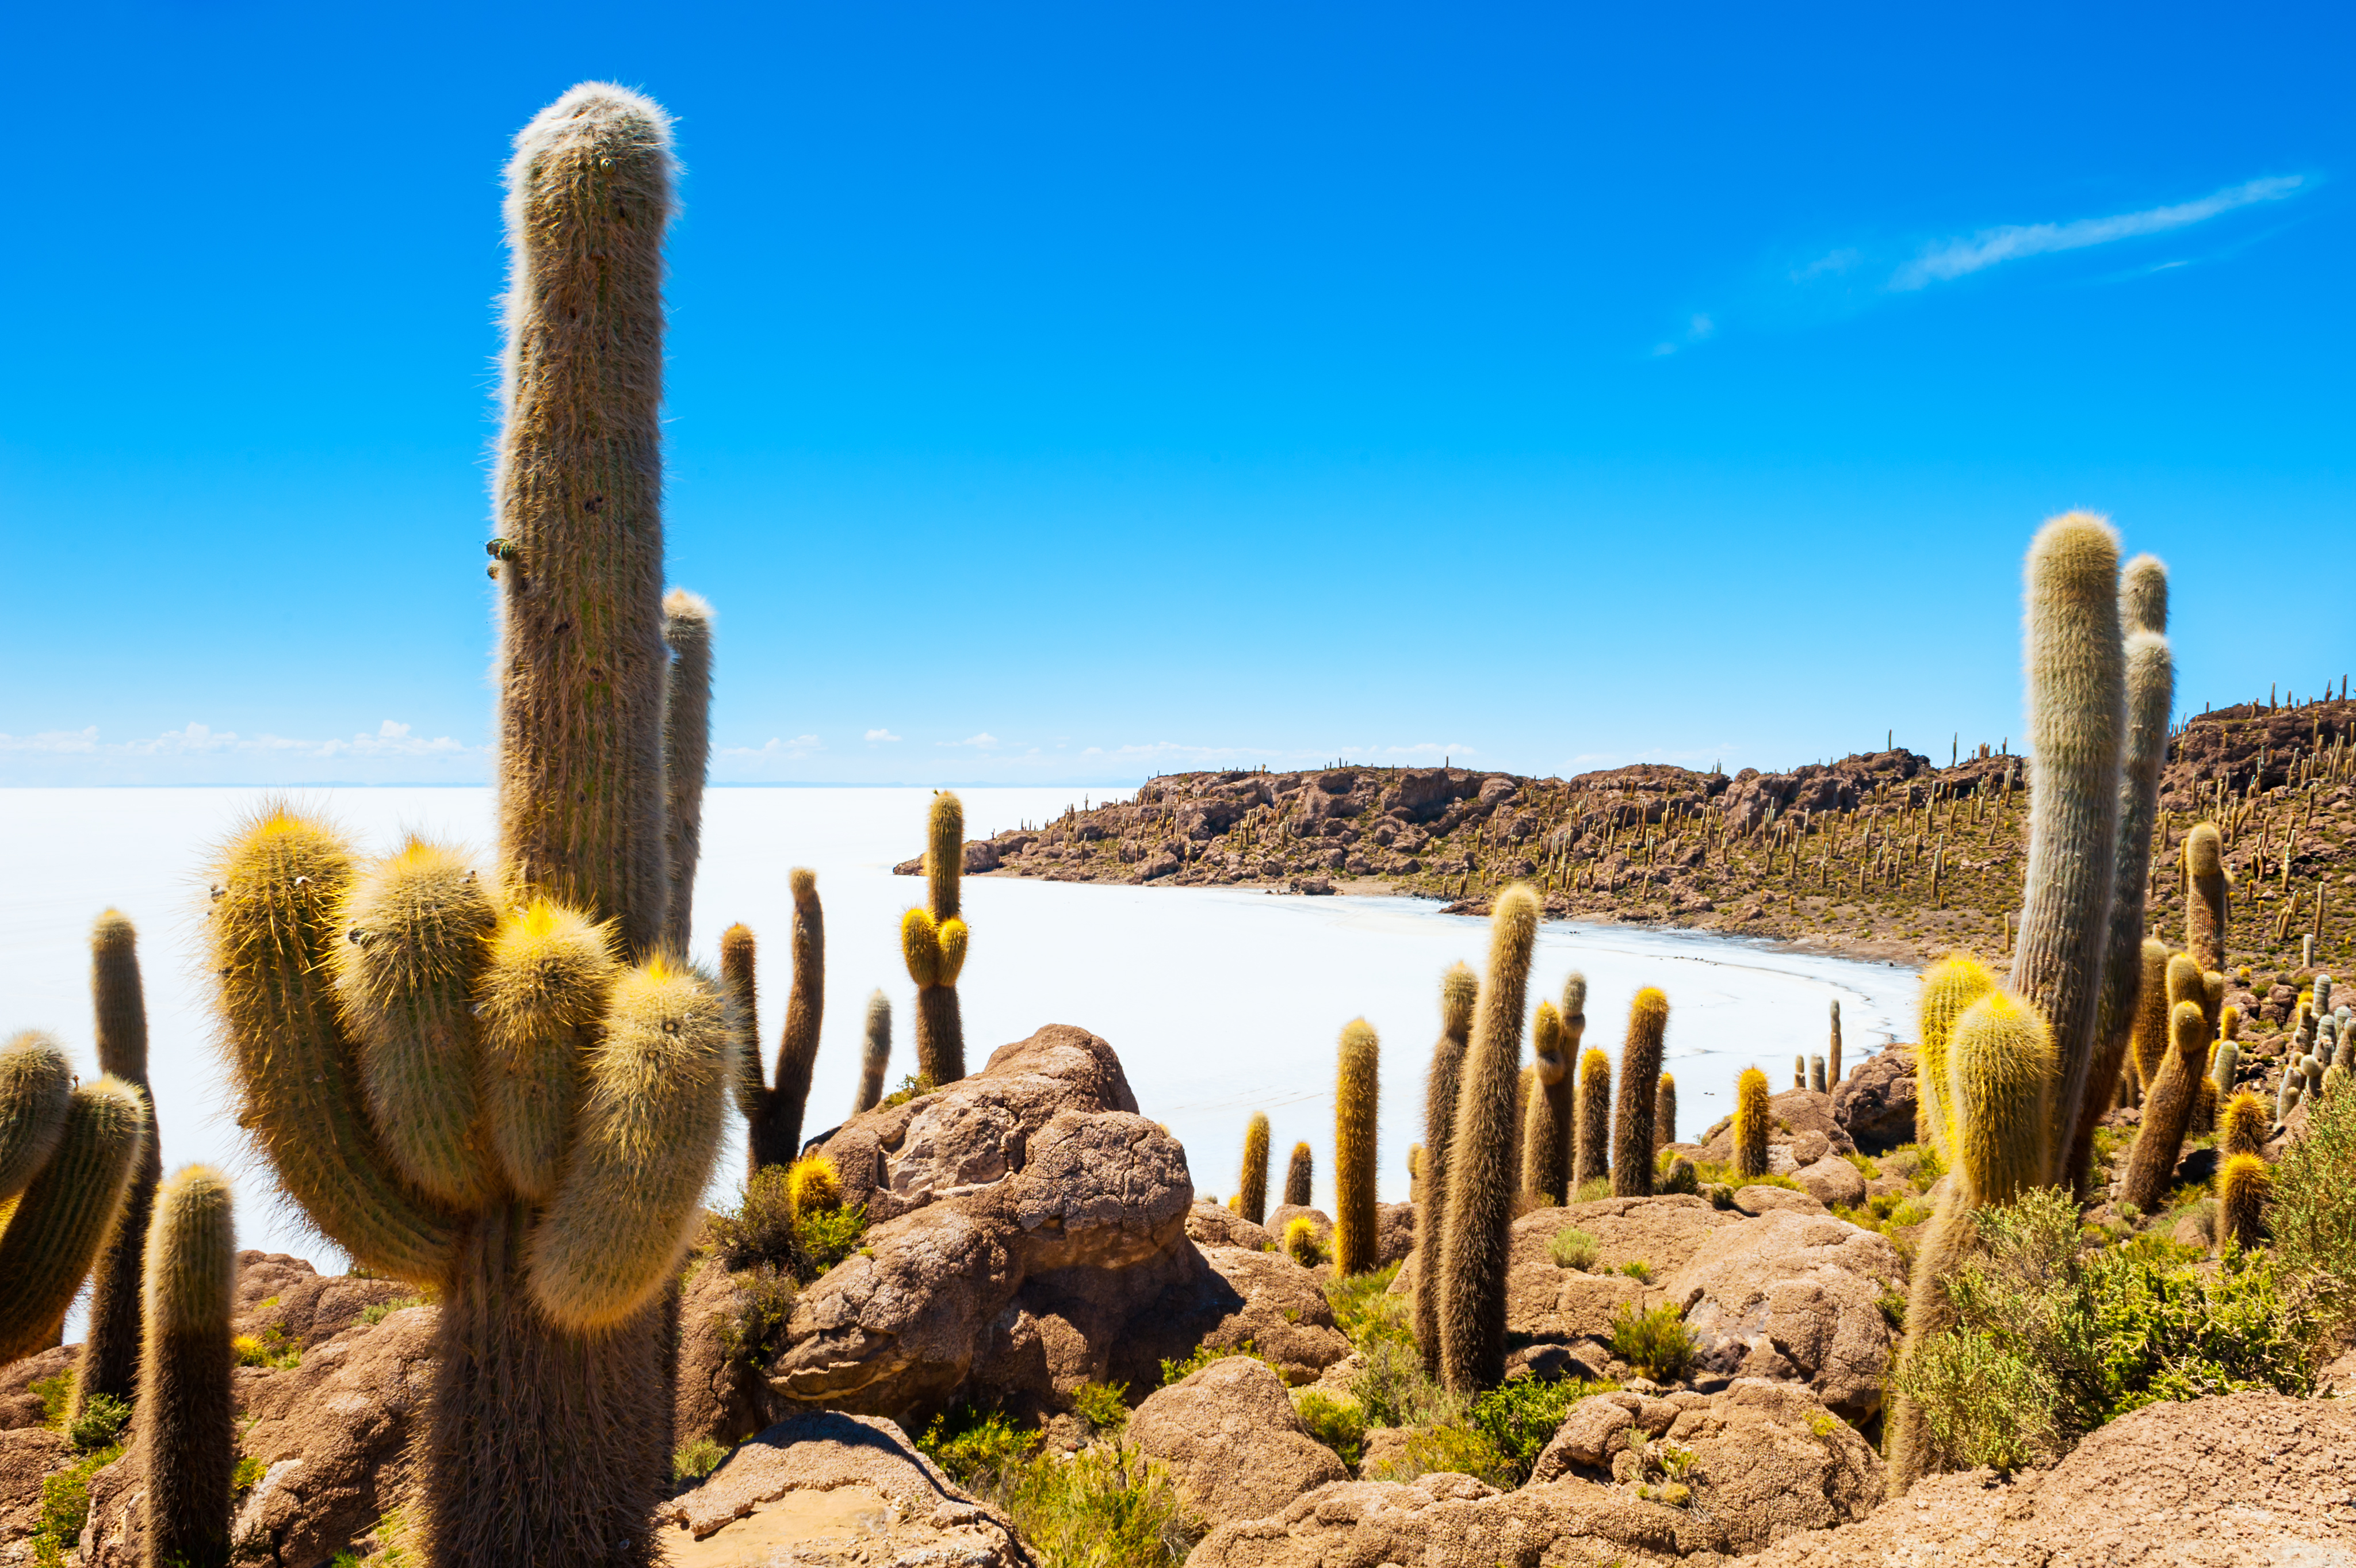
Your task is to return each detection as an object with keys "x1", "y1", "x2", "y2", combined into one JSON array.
[
  {"x1": 787, "y1": 1152, "x2": 843, "y2": 1217},
  {"x1": 77, "y1": 912, "x2": 165, "y2": 1418},
  {"x1": 1611, "y1": 988, "x2": 1669, "y2": 1196},
  {"x1": 1333, "y1": 1019, "x2": 1380, "y2": 1275},
  {"x1": 1521, "y1": 1001, "x2": 1570, "y2": 1205},
  {"x1": 137, "y1": 1165, "x2": 236, "y2": 1568},
  {"x1": 0, "y1": 1034, "x2": 149, "y2": 1363},
  {"x1": 1944, "y1": 990, "x2": 2056, "y2": 1207},
  {"x1": 902, "y1": 793, "x2": 972, "y2": 1084},
  {"x1": 2216, "y1": 1152, "x2": 2269, "y2": 1250},
  {"x1": 2220, "y1": 1091, "x2": 2271, "y2": 1158},
  {"x1": 1915, "y1": 956, "x2": 1997, "y2": 1161},
  {"x1": 1732, "y1": 1066, "x2": 1771, "y2": 1181},
  {"x1": 1238, "y1": 1112, "x2": 1271, "y2": 1226}
]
